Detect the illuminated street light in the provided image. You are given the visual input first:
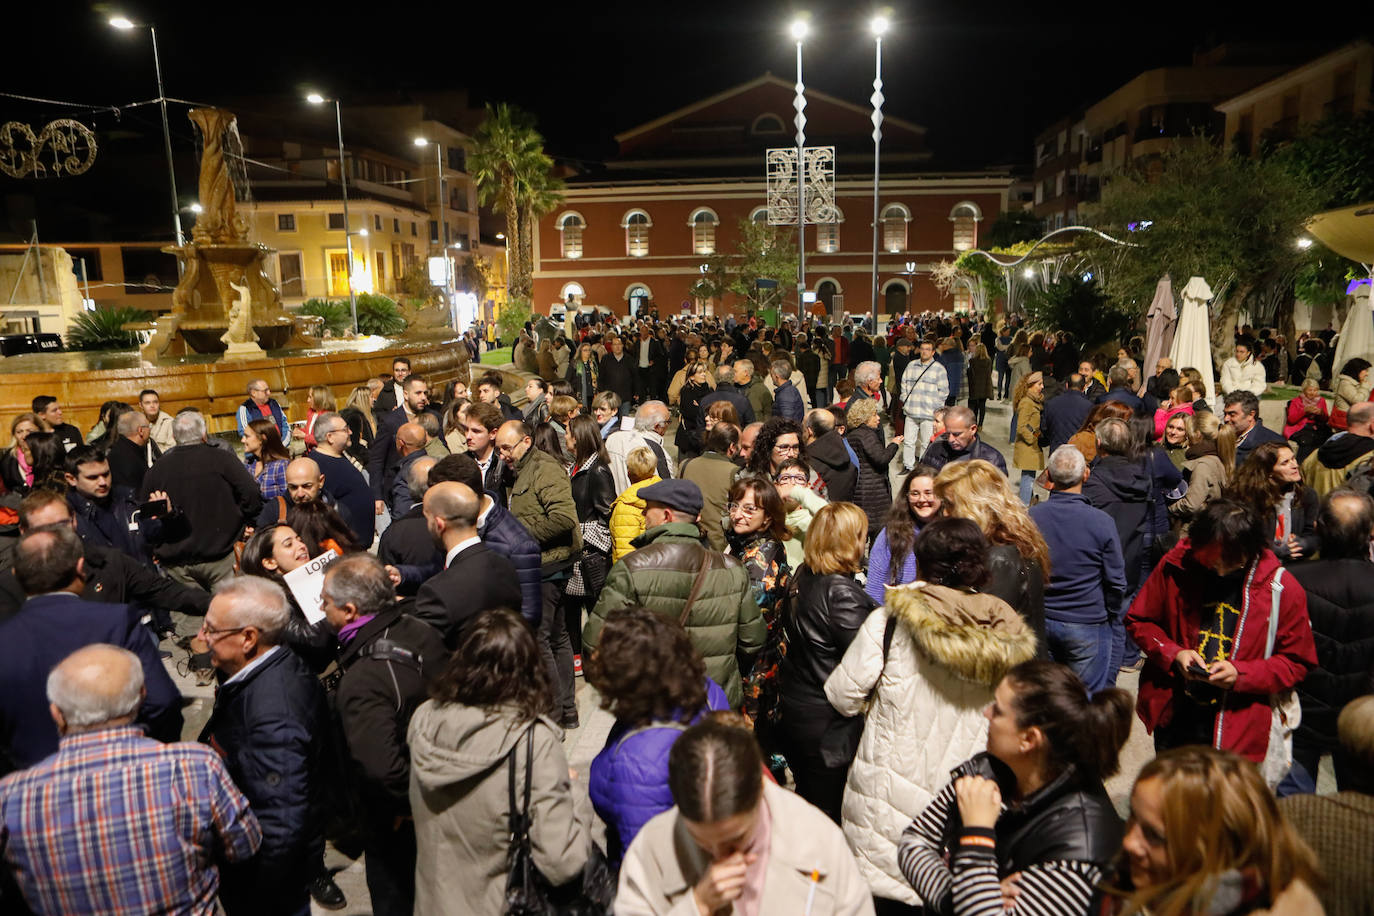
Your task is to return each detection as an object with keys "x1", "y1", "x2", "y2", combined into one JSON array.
[
  {"x1": 305, "y1": 91, "x2": 358, "y2": 334},
  {"x1": 871, "y1": 14, "x2": 890, "y2": 36},
  {"x1": 109, "y1": 14, "x2": 182, "y2": 249},
  {"x1": 188, "y1": 203, "x2": 202, "y2": 213},
  {"x1": 414, "y1": 137, "x2": 454, "y2": 319},
  {"x1": 1296, "y1": 237, "x2": 1313, "y2": 249},
  {"x1": 790, "y1": 14, "x2": 810, "y2": 318},
  {"x1": 790, "y1": 17, "x2": 809, "y2": 40},
  {"x1": 108, "y1": 16, "x2": 135, "y2": 29},
  {"x1": 868, "y1": 9, "x2": 892, "y2": 328}
]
